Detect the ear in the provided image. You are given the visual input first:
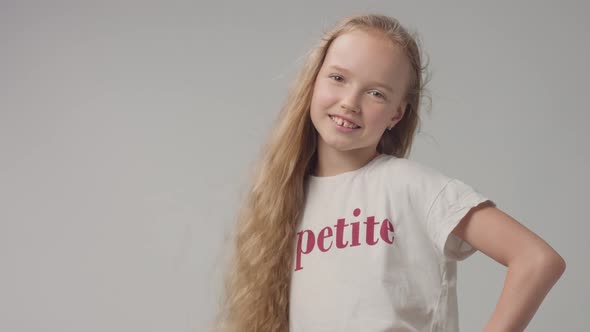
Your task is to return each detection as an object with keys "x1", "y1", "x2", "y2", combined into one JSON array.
[{"x1": 389, "y1": 101, "x2": 408, "y2": 127}]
